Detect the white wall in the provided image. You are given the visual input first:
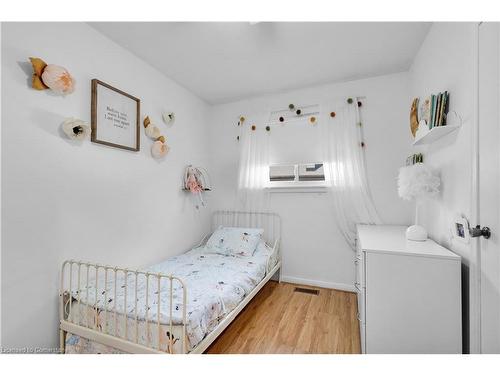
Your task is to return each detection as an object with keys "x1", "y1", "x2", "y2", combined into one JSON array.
[
  {"x1": 208, "y1": 72, "x2": 413, "y2": 290},
  {"x1": 409, "y1": 22, "x2": 476, "y2": 352},
  {"x1": 1, "y1": 23, "x2": 212, "y2": 350},
  {"x1": 410, "y1": 23, "x2": 475, "y2": 252}
]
